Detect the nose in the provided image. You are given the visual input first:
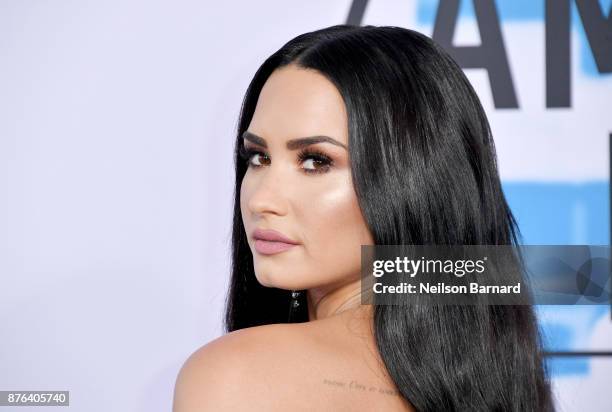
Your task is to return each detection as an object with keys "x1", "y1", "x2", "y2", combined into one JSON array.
[{"x1": 245, "y1": 165, "x2": 290, "y2": 217}]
